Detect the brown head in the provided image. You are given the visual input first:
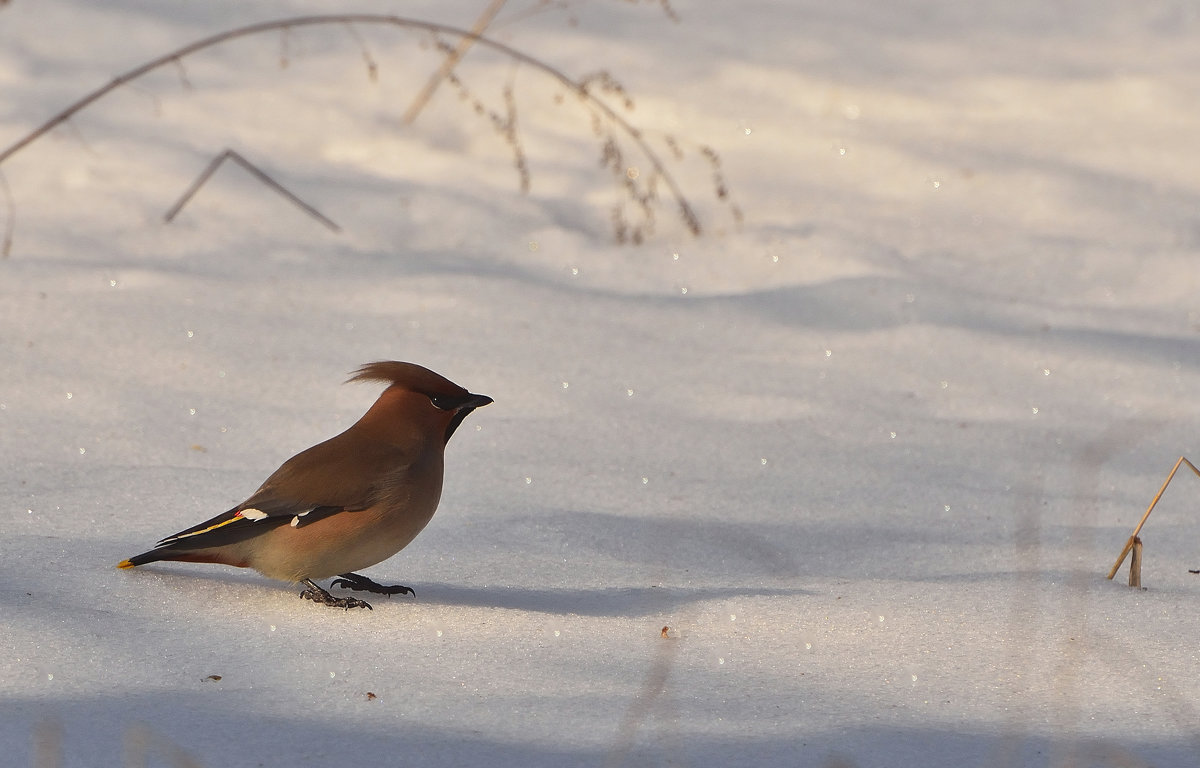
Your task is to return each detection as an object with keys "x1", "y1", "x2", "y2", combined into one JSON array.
[{"x1": 348, "y1": 361, "x2": 493, "y2": 445}]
